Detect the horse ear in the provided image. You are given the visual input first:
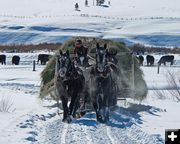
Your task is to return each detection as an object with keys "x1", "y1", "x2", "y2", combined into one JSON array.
[
  {"x1": 96, "y1": 43, "x2": 100, "y2": 49},
  {"x1": 59, "y1": 50, "x2": 63, "y2": 55},
  {"x1": 106, "y1": 49, "x2": 109, "y2": 55},
  {"x1": 66, "y1": 50, "x2": 70, "y2": 57},
  {"x1": 104, "y1": 43, "x2": 107, "y2": 49}
]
